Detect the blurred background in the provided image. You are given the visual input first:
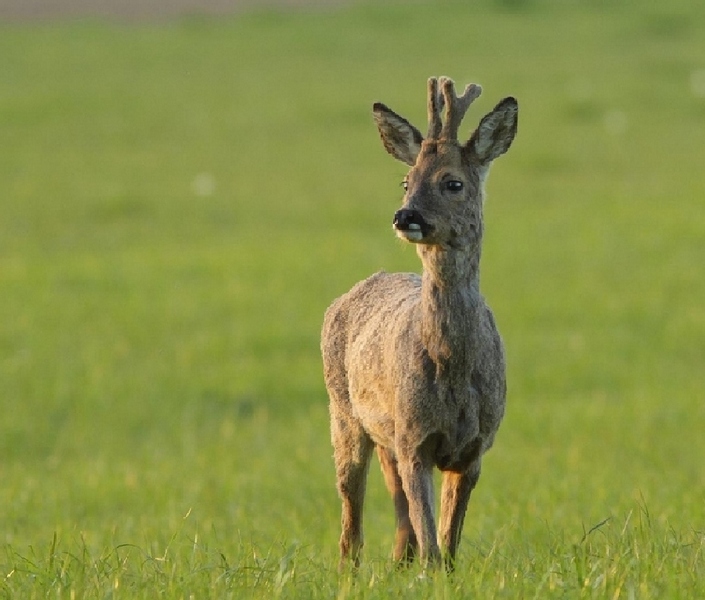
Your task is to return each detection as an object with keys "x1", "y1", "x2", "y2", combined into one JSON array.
[
  {"x1": 0, "y1": 0, "x2": 703, "y2": 594},
  {"x1": 0, "y1": 0, "x2": 339, "y2": 20}
]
